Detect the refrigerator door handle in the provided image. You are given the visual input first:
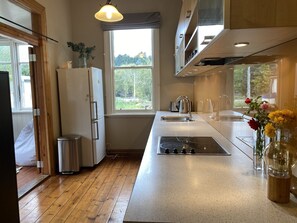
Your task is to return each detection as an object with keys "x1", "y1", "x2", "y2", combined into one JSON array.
[
  {"x1": 91, "y1": 101, "x2": 98, "y2": 121},
  {"x1": 92, "y1": 121, "x2": 99, "y2": 140}
]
